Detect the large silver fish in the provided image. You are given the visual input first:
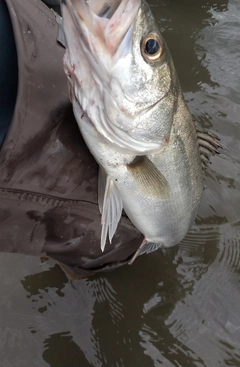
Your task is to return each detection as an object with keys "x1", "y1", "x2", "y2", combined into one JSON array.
[{"x1": 61, "y1": 0, "x2": 221, "y2": 262}]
